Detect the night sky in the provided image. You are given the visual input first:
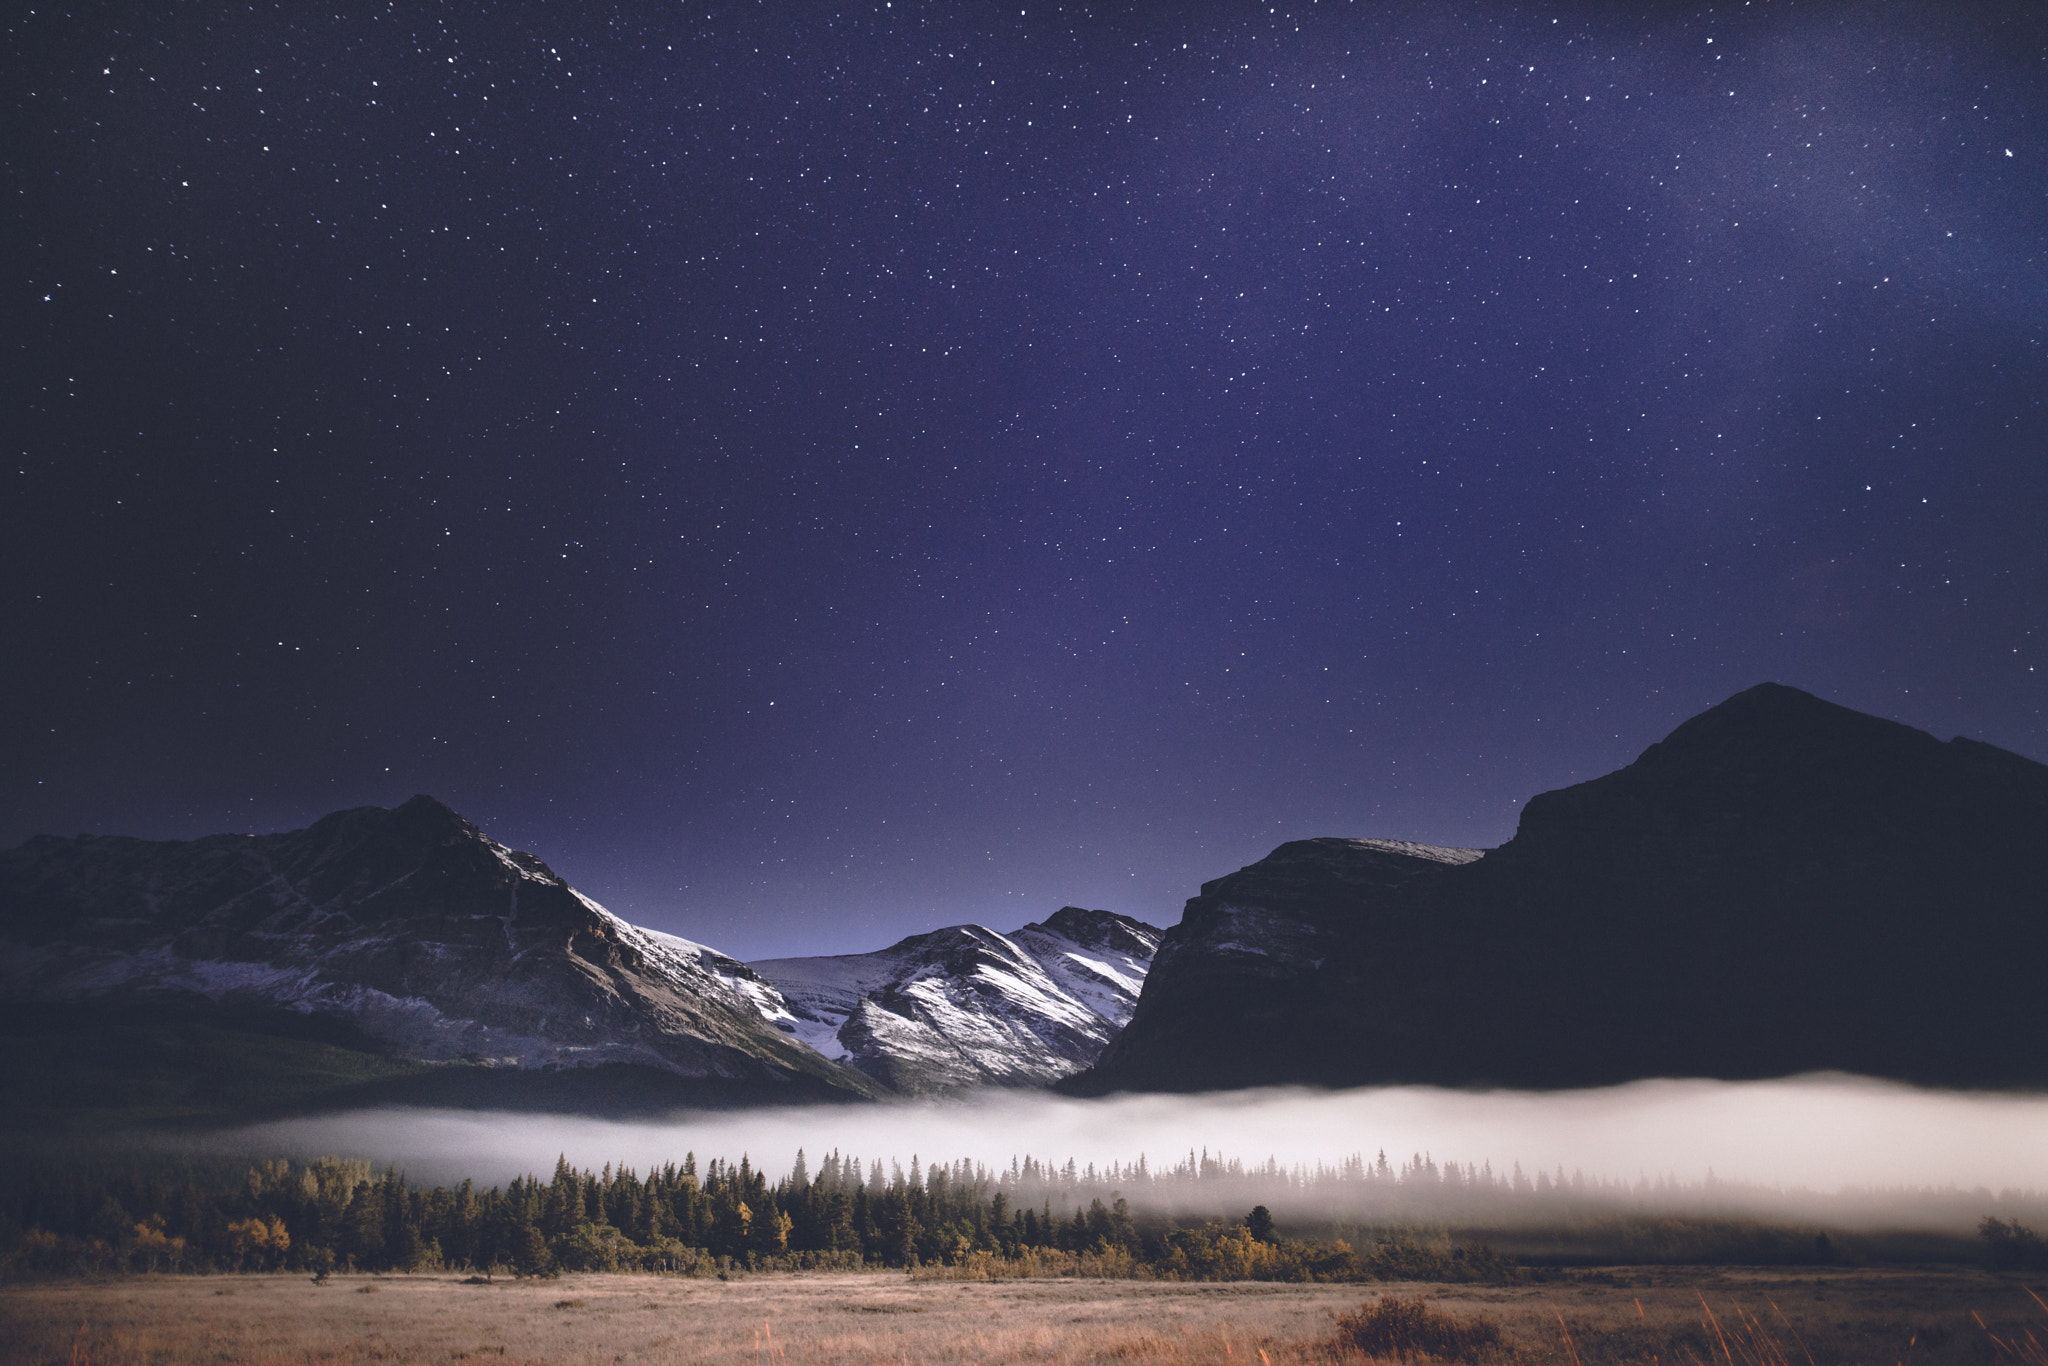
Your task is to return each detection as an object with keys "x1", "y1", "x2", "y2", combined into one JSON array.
[{"x1": 7, "y1": 3, "x2": 2045, "y2": 959}]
